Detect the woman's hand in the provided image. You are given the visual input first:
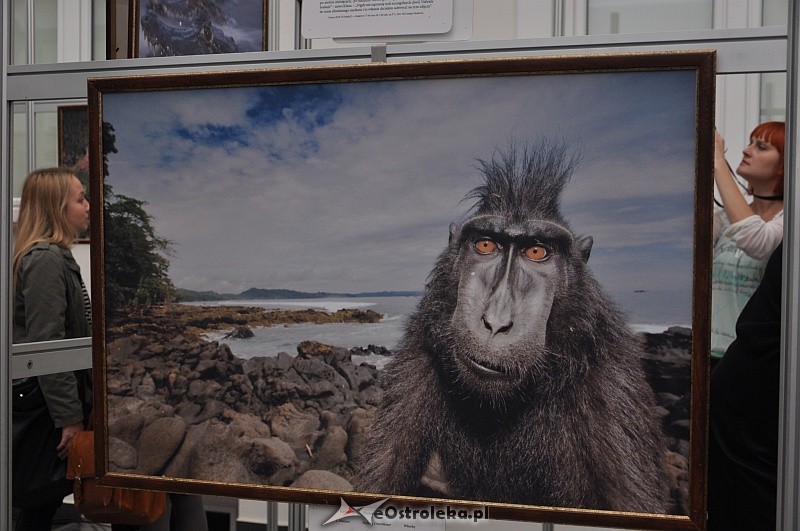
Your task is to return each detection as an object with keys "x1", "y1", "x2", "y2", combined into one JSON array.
[
  {"x1": 714, "y1": 130, "x2": 731, "y2": 175},
  {"x1": 714, "y1": 130, "x2": 726, "y2": 157},
  {"x1": 714, "y1": 129, "x2": 754, "y2": 224},
  {"x1": 57, "y1": 421, "x2": 85, "y2": 460}
]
